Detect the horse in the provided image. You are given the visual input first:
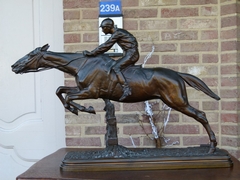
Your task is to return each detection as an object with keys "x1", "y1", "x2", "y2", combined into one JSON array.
[{"x1": 12, "y1": 44, "x2": 220, "y2": 153}]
